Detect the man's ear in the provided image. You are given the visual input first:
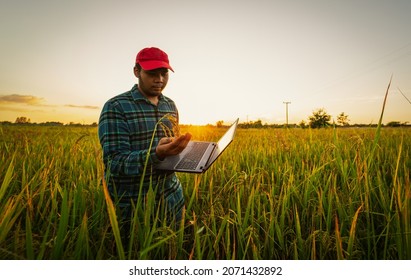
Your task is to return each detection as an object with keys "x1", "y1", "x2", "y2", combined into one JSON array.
[{"x1": 134, "y1": 67, "x2": 140, "y2": 78}]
